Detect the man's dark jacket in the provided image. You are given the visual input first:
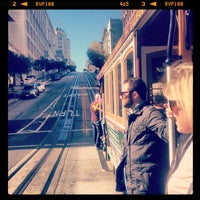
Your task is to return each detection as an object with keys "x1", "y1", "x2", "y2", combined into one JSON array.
[{"x1": 116, "y1": 101, "x2": 169, "y2": 194}]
